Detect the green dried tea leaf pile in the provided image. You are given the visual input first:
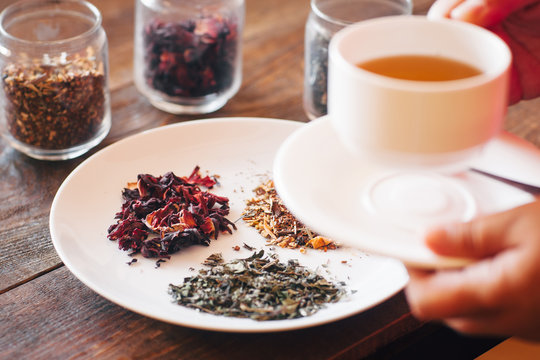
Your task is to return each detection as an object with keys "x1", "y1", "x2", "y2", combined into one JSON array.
[{"x1": 169, "y1": 250, "x2": 346, "y2": 321}]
